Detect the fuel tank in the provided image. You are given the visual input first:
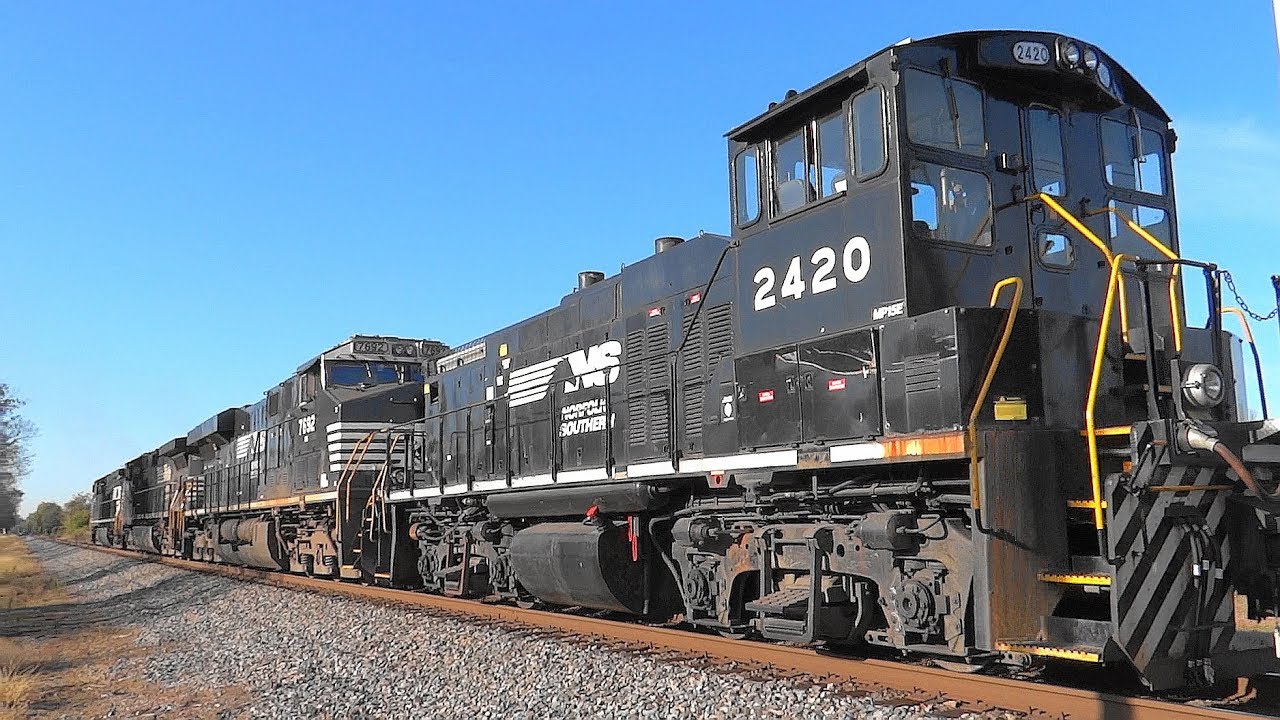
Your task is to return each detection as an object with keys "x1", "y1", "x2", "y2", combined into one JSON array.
[
  {"x1": 509, "y1": 522, "x2": 645, "y2": 614},
  {"x1": 127, "y1": 524, "x2": 161, "y2": 554},
  {"x1": 214, "y1": 517, "x2": 286, "y2": 570}
]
